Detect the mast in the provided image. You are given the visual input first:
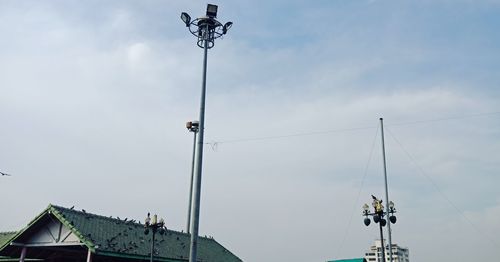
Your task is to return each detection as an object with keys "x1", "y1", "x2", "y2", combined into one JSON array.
[{"x1": 380, "y1": 118, "x2": 393, "y2": 262}]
